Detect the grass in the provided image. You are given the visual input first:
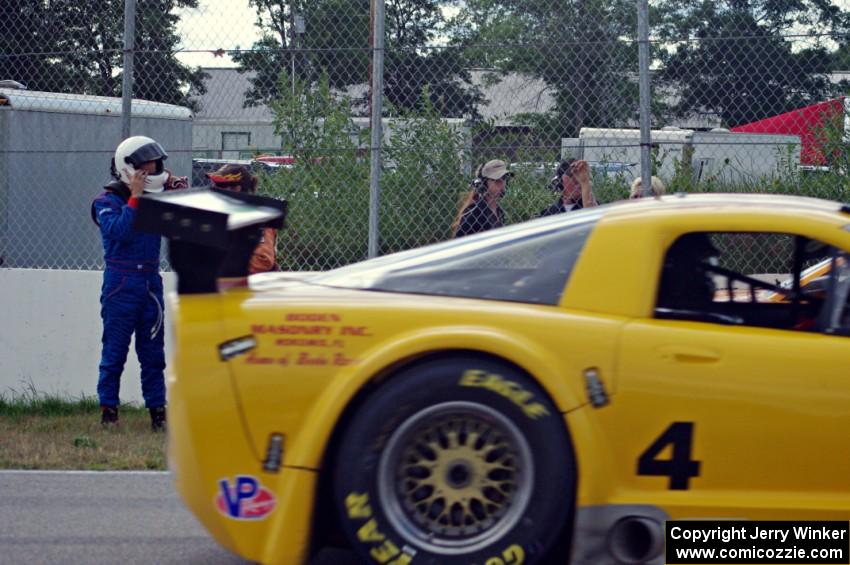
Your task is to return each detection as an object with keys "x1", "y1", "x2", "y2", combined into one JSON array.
[{"x1": 0, "y1": 387, "x2": 166, "y2": 470}]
